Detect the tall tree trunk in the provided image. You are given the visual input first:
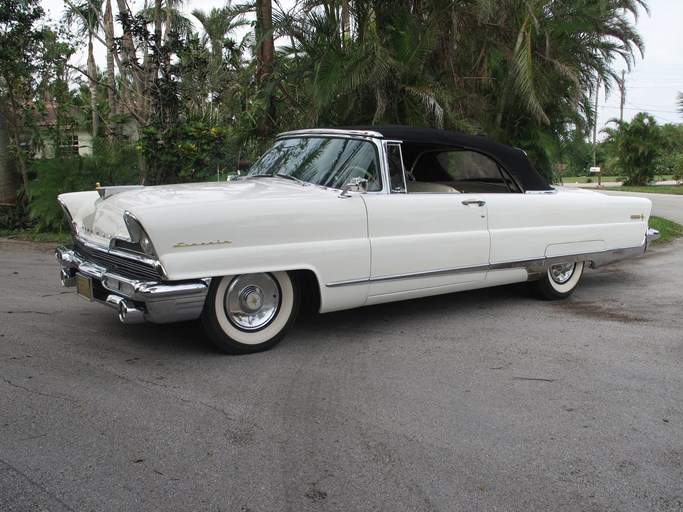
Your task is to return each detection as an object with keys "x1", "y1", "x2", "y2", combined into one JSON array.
[
  {"x1": 3, "y1": 89, "x2": 29, "y2": 196},
  {"x1": 87, "y1": 33, "x2": 99, "y2": 138},
  {"x1": 116, "y1": 0, "x2": 149, "y2": 127},
  {"x1": 0, "y1": 98, "x2": 20, "y2": 206},
  {"x1": 341, "y1": 0, "x2": 350, "y2": 40},
  {"x1": 104, "y1": 0, "x2": 118, "y2": 143},
  {"x1": 255, "y1": 0, "x2": 276, "y2": 142}
]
